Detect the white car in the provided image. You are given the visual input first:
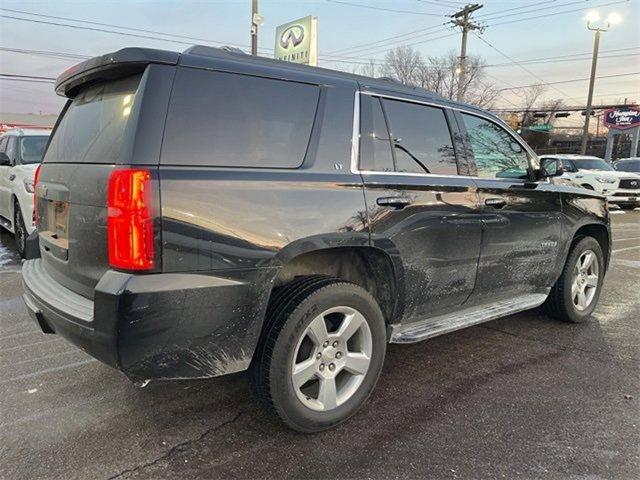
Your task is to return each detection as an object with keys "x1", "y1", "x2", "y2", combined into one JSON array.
[
  {"x1": 540, "y1": 154, "x2": 640, "y2": 210},
  {"x1": 0, "y1": 128, "x2": 51, "y2": 256}
]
